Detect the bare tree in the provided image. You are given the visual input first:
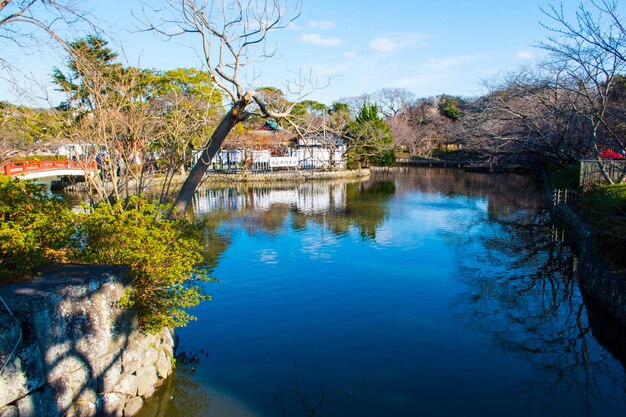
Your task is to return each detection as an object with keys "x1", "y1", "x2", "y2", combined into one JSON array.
[
  {"x1": 396, "y1": 97, "x2": 464, "y2": 156},
  {"x1": 388, "y1": 115, "x2": 417, "y2": 154},
  {"x1": 52, "y1": 35, "x2": 231, "y2": 207},
  {"x1": 278, "y1": 101, "x2": 347, "y2": 169},
  {"x1": 335, "y1": 93, "x2": 372, "y2": 118},
  {"x1": 472, "y1": 69, "x2": 589, "y2": 166},
  {"x1": 0, "y1": 0, "x2": 94, "y2": 84},
  {"x1": 372, "y1": 87, "x2": 415, "y2": 119},
  {"x1": 540, "y1": 0, "x2": 626, "y2": 182},
  {"x1": 145, "y1": 0, "x2": 310, "y2": 215},
  {"x1": 462, "y1": 0, "x2": 626, "y2": 174},
  {"x1": 55, "y1": 52, "x2": 163, "y2": 204},
  {"x1": 339, "y1": 89, "x2": 415, "y2": 121},
  {"x1": 147, "y1": 68, "x2": 225, "y2": 202},
  {"x1": 541, "y1": 0, "x2": 626, "y2": 64}
]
